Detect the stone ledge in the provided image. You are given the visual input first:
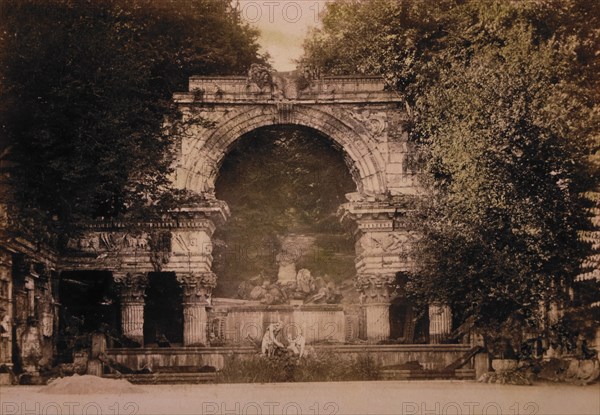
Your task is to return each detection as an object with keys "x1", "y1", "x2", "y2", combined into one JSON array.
[{"x1": 107, "y1": 344, "x2": 472, "y2": 354}]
